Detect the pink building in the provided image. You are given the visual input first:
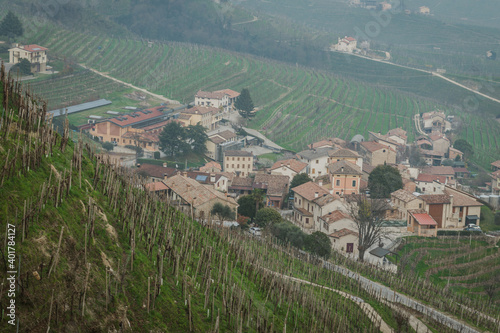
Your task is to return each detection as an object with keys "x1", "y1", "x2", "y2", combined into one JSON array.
[{"x1": 328, "y1": 160, "x2": 362, "y2": 196}]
